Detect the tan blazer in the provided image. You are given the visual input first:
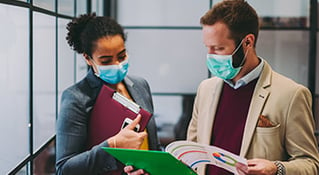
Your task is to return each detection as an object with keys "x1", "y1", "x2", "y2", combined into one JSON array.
[{"x1": 187, "y1": 61, "x2": 319, "y2": 175}]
